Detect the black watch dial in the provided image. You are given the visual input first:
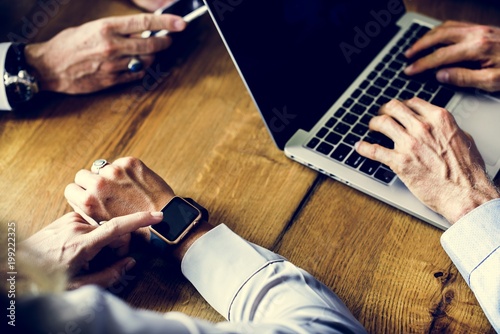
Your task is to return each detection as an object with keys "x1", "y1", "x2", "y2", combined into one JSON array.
[{"x1": 150, "y1": 197, "x2": 202, "y2": 244}]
